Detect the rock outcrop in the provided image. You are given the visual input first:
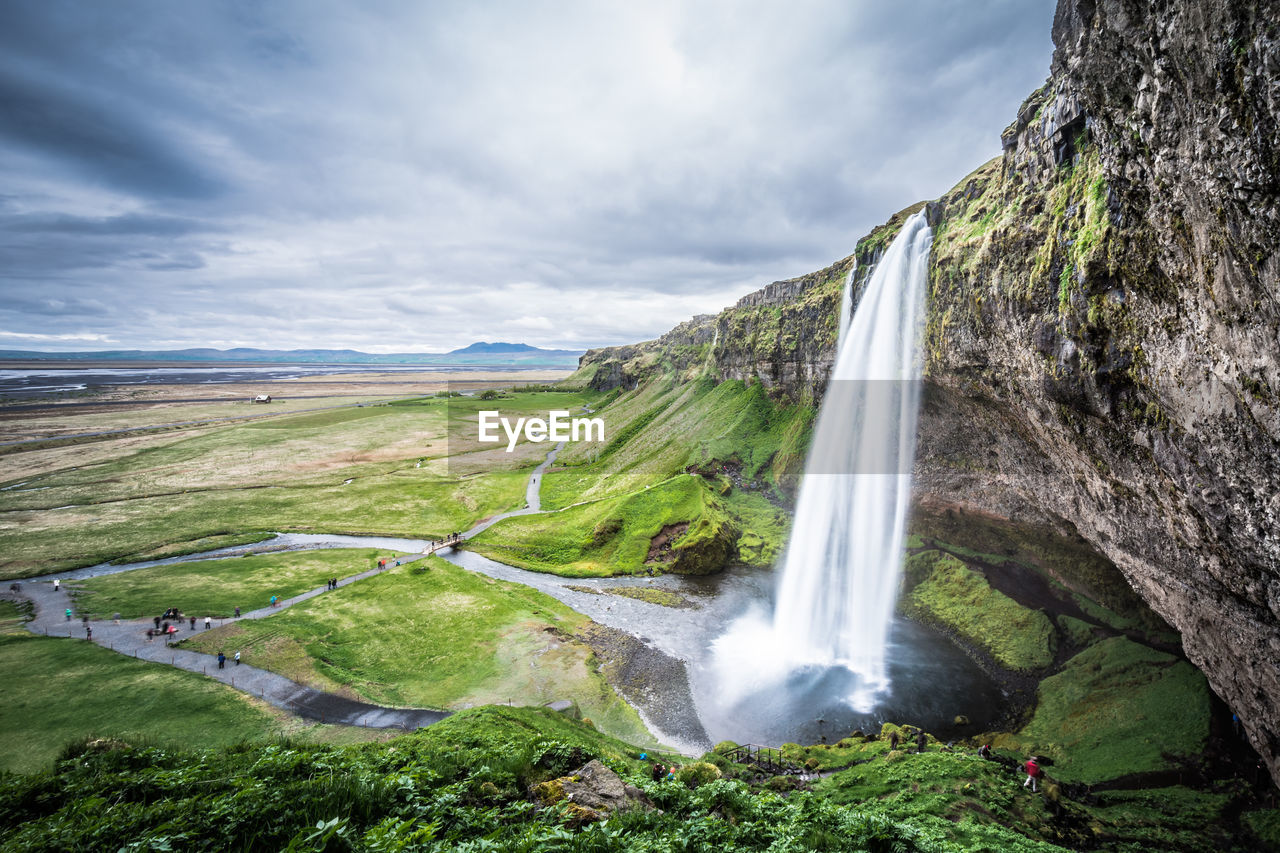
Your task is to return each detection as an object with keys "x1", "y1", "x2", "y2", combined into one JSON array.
[
  {"x1": 530, "y1": 759, "x2": 654, "y2": 823},
  {"x1": 575, "y1": 0, "x2": 1280, "y2": 784}
]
